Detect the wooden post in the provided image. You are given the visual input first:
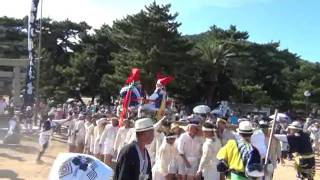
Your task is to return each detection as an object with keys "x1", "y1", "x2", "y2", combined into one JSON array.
[{"x1": 265, "y1": 109, "x2": 278, "y2": 165}]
